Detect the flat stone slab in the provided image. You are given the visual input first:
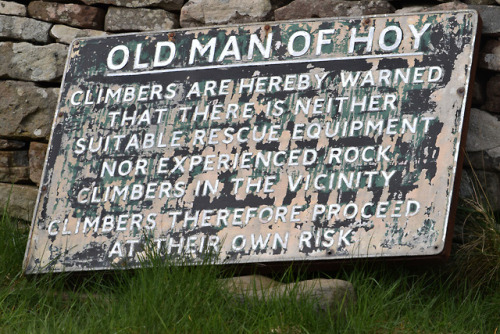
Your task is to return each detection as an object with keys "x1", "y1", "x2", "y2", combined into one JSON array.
[
  {"x1": 0, "y1": 167, "x2": 30, "y2": 183},
  {"x1": 484, "y1": 74, "x2": 500, "y2": 113},
  {"x1": 0, "y1": 80, "x2": 59, "y2": 139},
  {"x1": 105, "y1": 7, "x2": 178, "y2": 32},
  {"x1": 0, "y1": 151, "x2": 28, "y2": 168},
  {"x1": 220, "y1": 275, "x2": 356, "y2": 313},
  {"x1": 0, "y1": 151, "x2": 30, "y2": 183},
  {"x1": 479, "y1": 39, "x2": 500, "y2": 72},
  {"x1": 0, "y1": 42, "x2": 67, "y2": 82},
  {"x1": 28, "y1": 1, "x2": 105, "y2": 30},
  {"x1": 0, "y1": 183, "x2": 38, "y2": 222},
  {"x1": 466, "y1": 150, "x2": 500, "y2": 172},
  {"x1": 0, "y1": 14, "x2": 52, "y2": 43},
  {"x1": 460, "y1": 169, "x2": 500, "y2": 211},
  {"x1": 0, "y1": 139, "x2": 27, "y2": 150},
  {"x1": 466, "y1": 108, "x2": 500, "y2": 152},
  {"x1": 468, "y1": 5, "x2": 500, "y2": 35},
  {"x1": 50, "y1": 24, "x2": 108, "y2": 45},
  {"x1": 81, "y1": 0, "x2": 183, "y2": 11},
  {"x1": 180, "y1": 0, "x2": 272, "y2": 27},
  {"x1": 274, "y1": 0, "x2": 394, "y2": 21},
  {"x1": 0, "y1": 1, "x2": 26, "y2": 16}
]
